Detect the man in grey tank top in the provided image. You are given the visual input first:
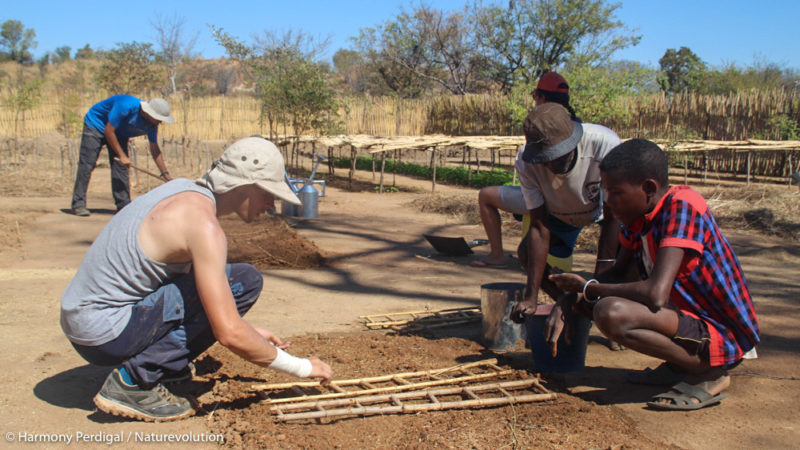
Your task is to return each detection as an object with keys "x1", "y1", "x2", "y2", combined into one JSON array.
[{"x1": 61, "y1": 137, "x2": 332, "y2": 421}]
